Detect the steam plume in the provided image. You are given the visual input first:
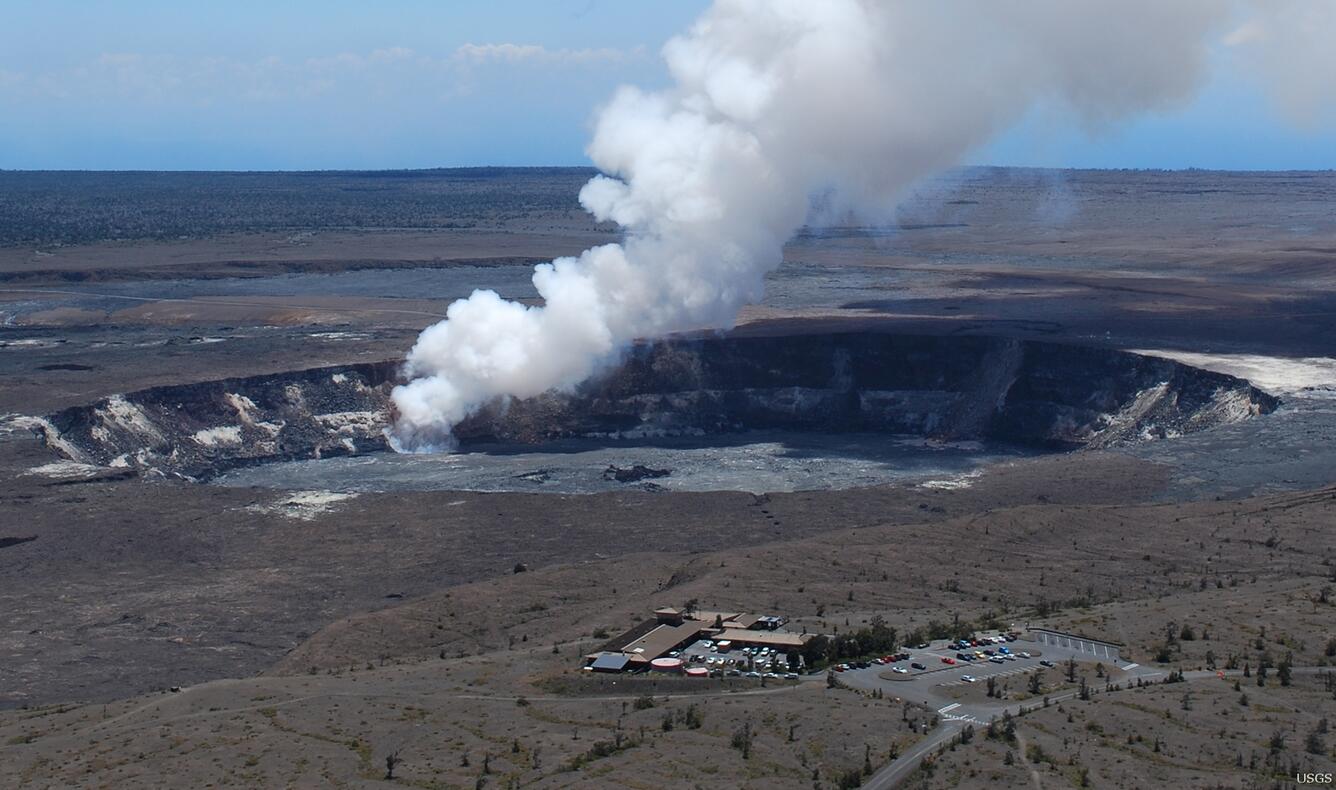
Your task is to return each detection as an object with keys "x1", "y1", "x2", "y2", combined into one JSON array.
[{"x1": 391, "y1": 0, "x2": 1316, "y2": 449}]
